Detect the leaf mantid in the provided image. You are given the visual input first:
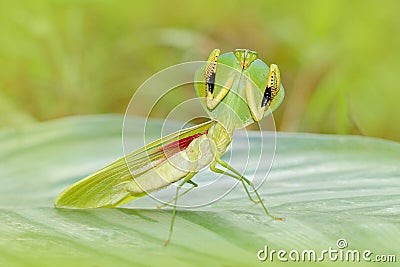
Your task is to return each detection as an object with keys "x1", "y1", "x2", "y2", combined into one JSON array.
[{"x1": 55, "y1": 49, "x2": 285, "y2": 245}]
